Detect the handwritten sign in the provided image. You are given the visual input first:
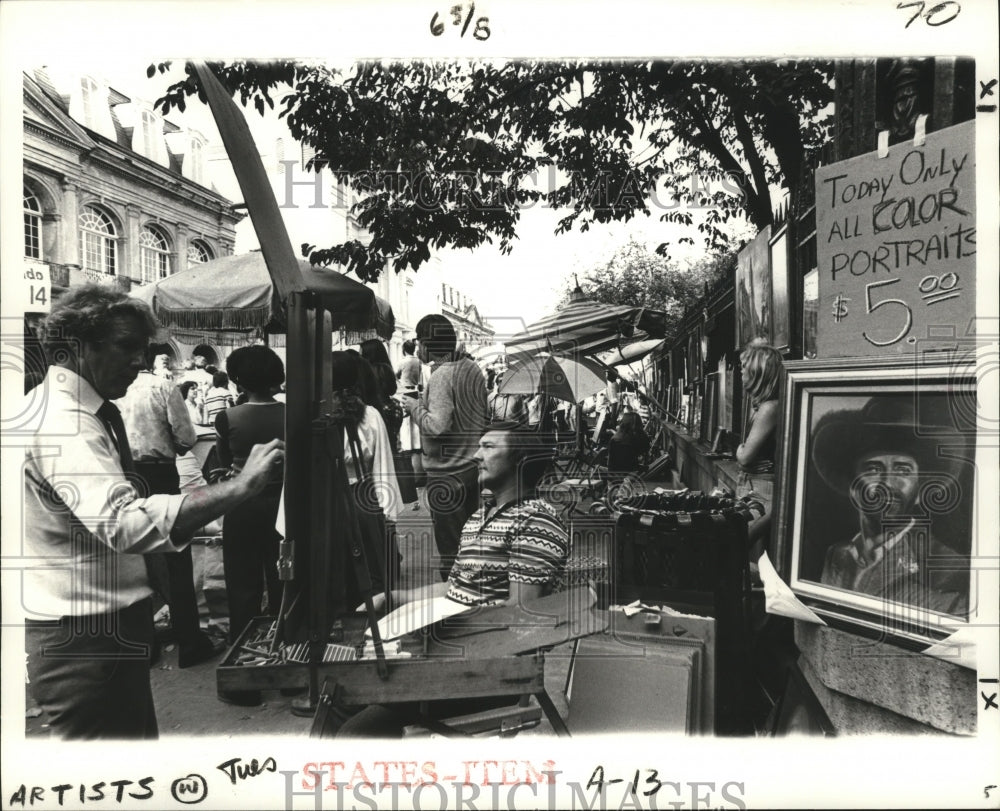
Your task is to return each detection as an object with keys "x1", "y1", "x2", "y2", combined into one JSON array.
[
  {"x1": 815, "y1": 120, "x2": 975, "y2": 357},
  {"x1": 429, "y1": 3, "x2": 490, "y2": 39}
]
